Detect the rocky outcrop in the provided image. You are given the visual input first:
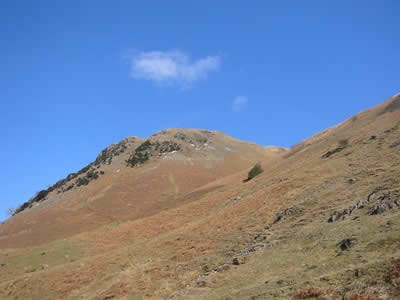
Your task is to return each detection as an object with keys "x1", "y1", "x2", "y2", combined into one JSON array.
[
  {"x1": 389, "y1": 140, "x2": 400, "y2": 148},
  {"x1": 126, "y1": 140, "x2": 181, "y2": 167},
  {"x1": 328, "y1": 189, "x2": 400, "y2": 222},
  {"x1": 95, "y1": 139, "x2": 130, "y2": 165},
  {"x1": 321, "y1": 139, "x2": 349, "y2": 159},
  {"x1": 273, "y1": 206, "x2": 303, "y2": 224},
  {"x1": 368, "y1": 191, "x2": 400, "y2": 215}
]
